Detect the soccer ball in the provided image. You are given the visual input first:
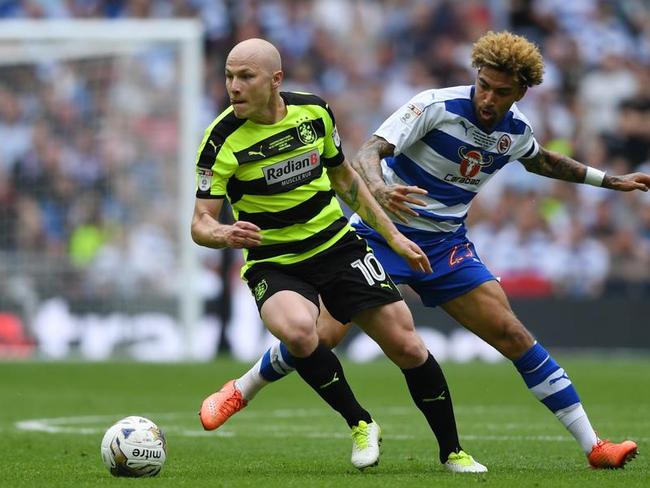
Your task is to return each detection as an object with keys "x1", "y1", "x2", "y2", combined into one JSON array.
[{"x1": 100, "y1": 416, "x2": 167, "y2": 477}]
